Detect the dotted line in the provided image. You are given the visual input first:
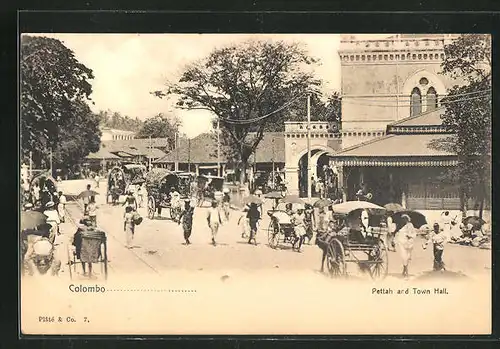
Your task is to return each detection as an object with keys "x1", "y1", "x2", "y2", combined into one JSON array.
[{"x1": 106, "y1": 289, "x2": 197, "y2": 293}]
